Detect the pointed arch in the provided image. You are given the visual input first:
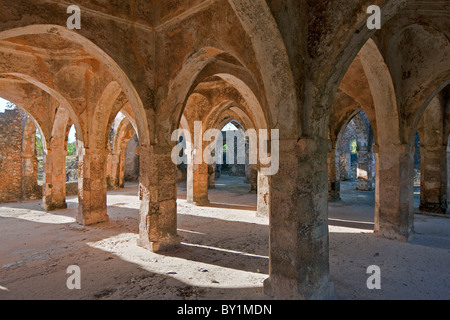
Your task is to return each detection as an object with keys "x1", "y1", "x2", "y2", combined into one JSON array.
[{"x1": 0, "y1": 24, "x2": 150, "y2": 147}]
